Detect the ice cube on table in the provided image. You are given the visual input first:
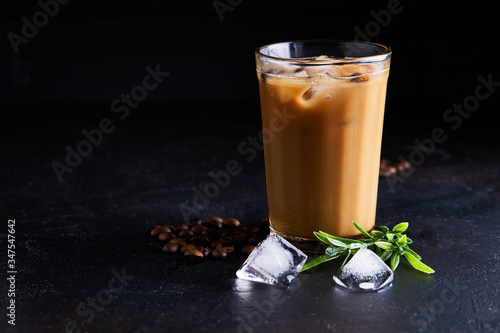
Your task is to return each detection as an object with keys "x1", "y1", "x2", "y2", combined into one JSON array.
[
  {"x1": 236, "y1": 234, "x2": 307, "y2": 288},
  {"x1": 333, "y1": 248, "x2": 393, "y2": 292}
]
